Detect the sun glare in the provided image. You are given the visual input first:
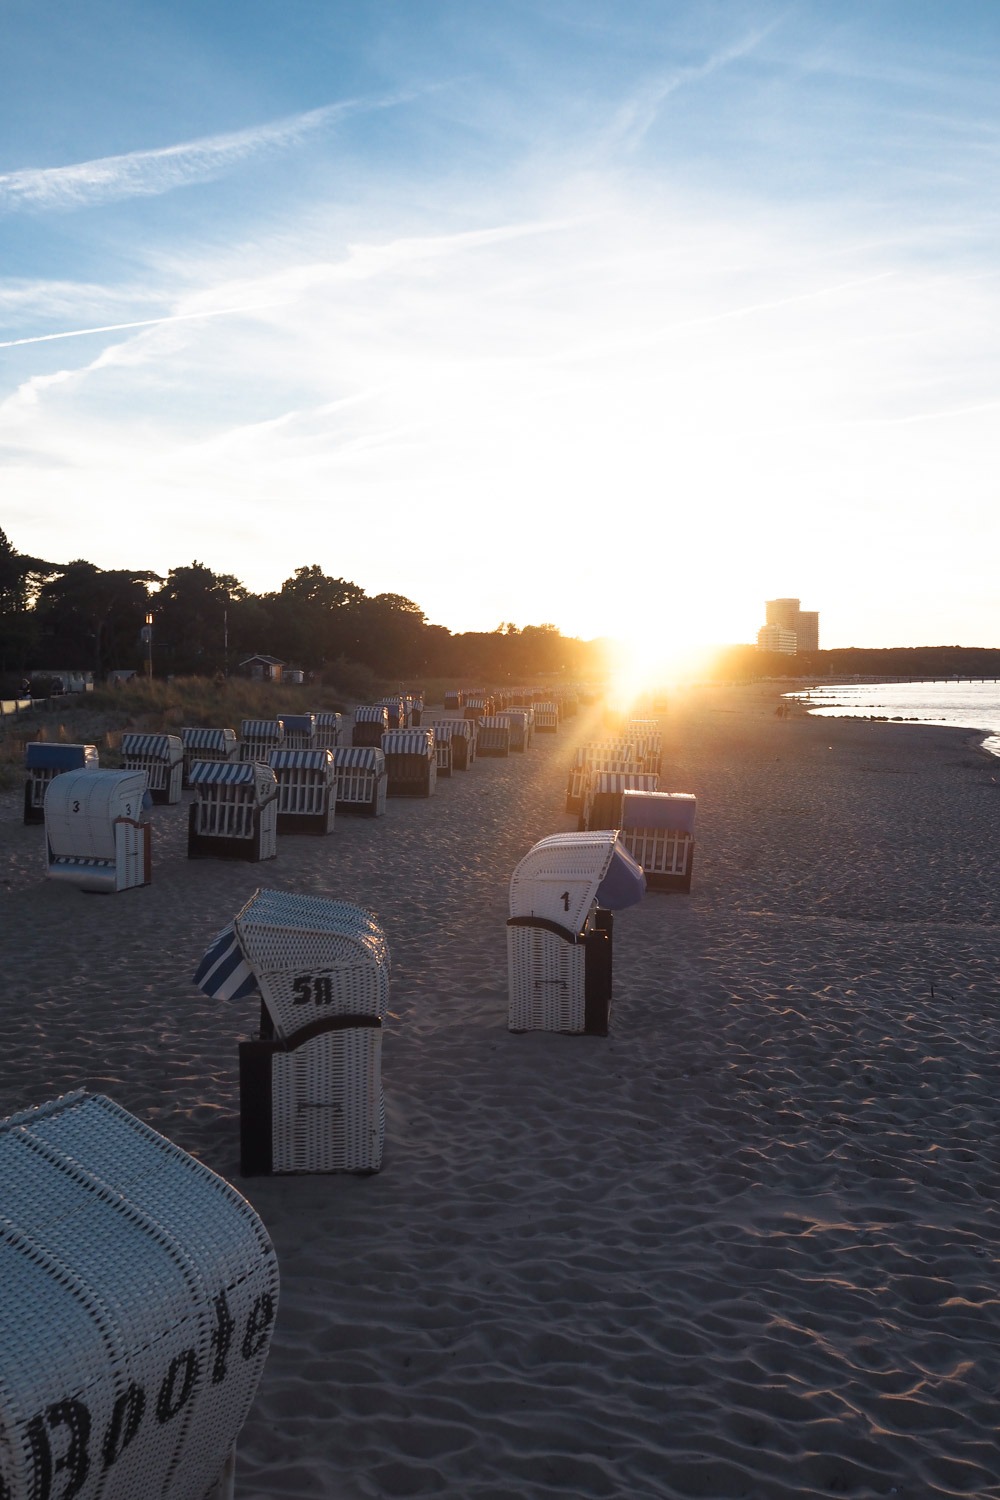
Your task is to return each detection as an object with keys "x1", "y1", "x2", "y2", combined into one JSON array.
[{"x1": 603, "y1": 634, "x2": 713, "y2": 714}]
